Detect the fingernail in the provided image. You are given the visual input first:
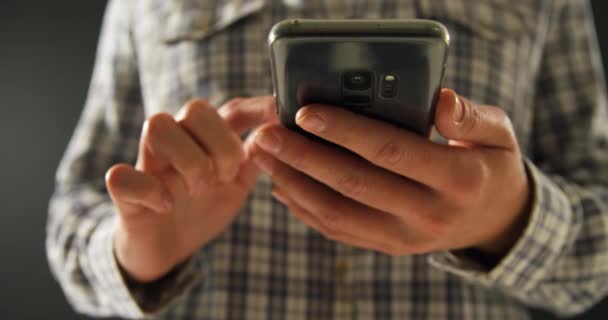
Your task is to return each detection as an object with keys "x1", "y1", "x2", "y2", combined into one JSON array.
[
  {"x1": 252, "y1": 154, "x2": 273, "y2": 175},
  {"x1": 452, "y1": 93, "x2": 465, "y2": 123},
  {"x1": 296, "y1": 111, "x2": 326, "y2": 133},
  {"x1": 255, "y1": 130, "x2": 282, "y2": 154}
]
